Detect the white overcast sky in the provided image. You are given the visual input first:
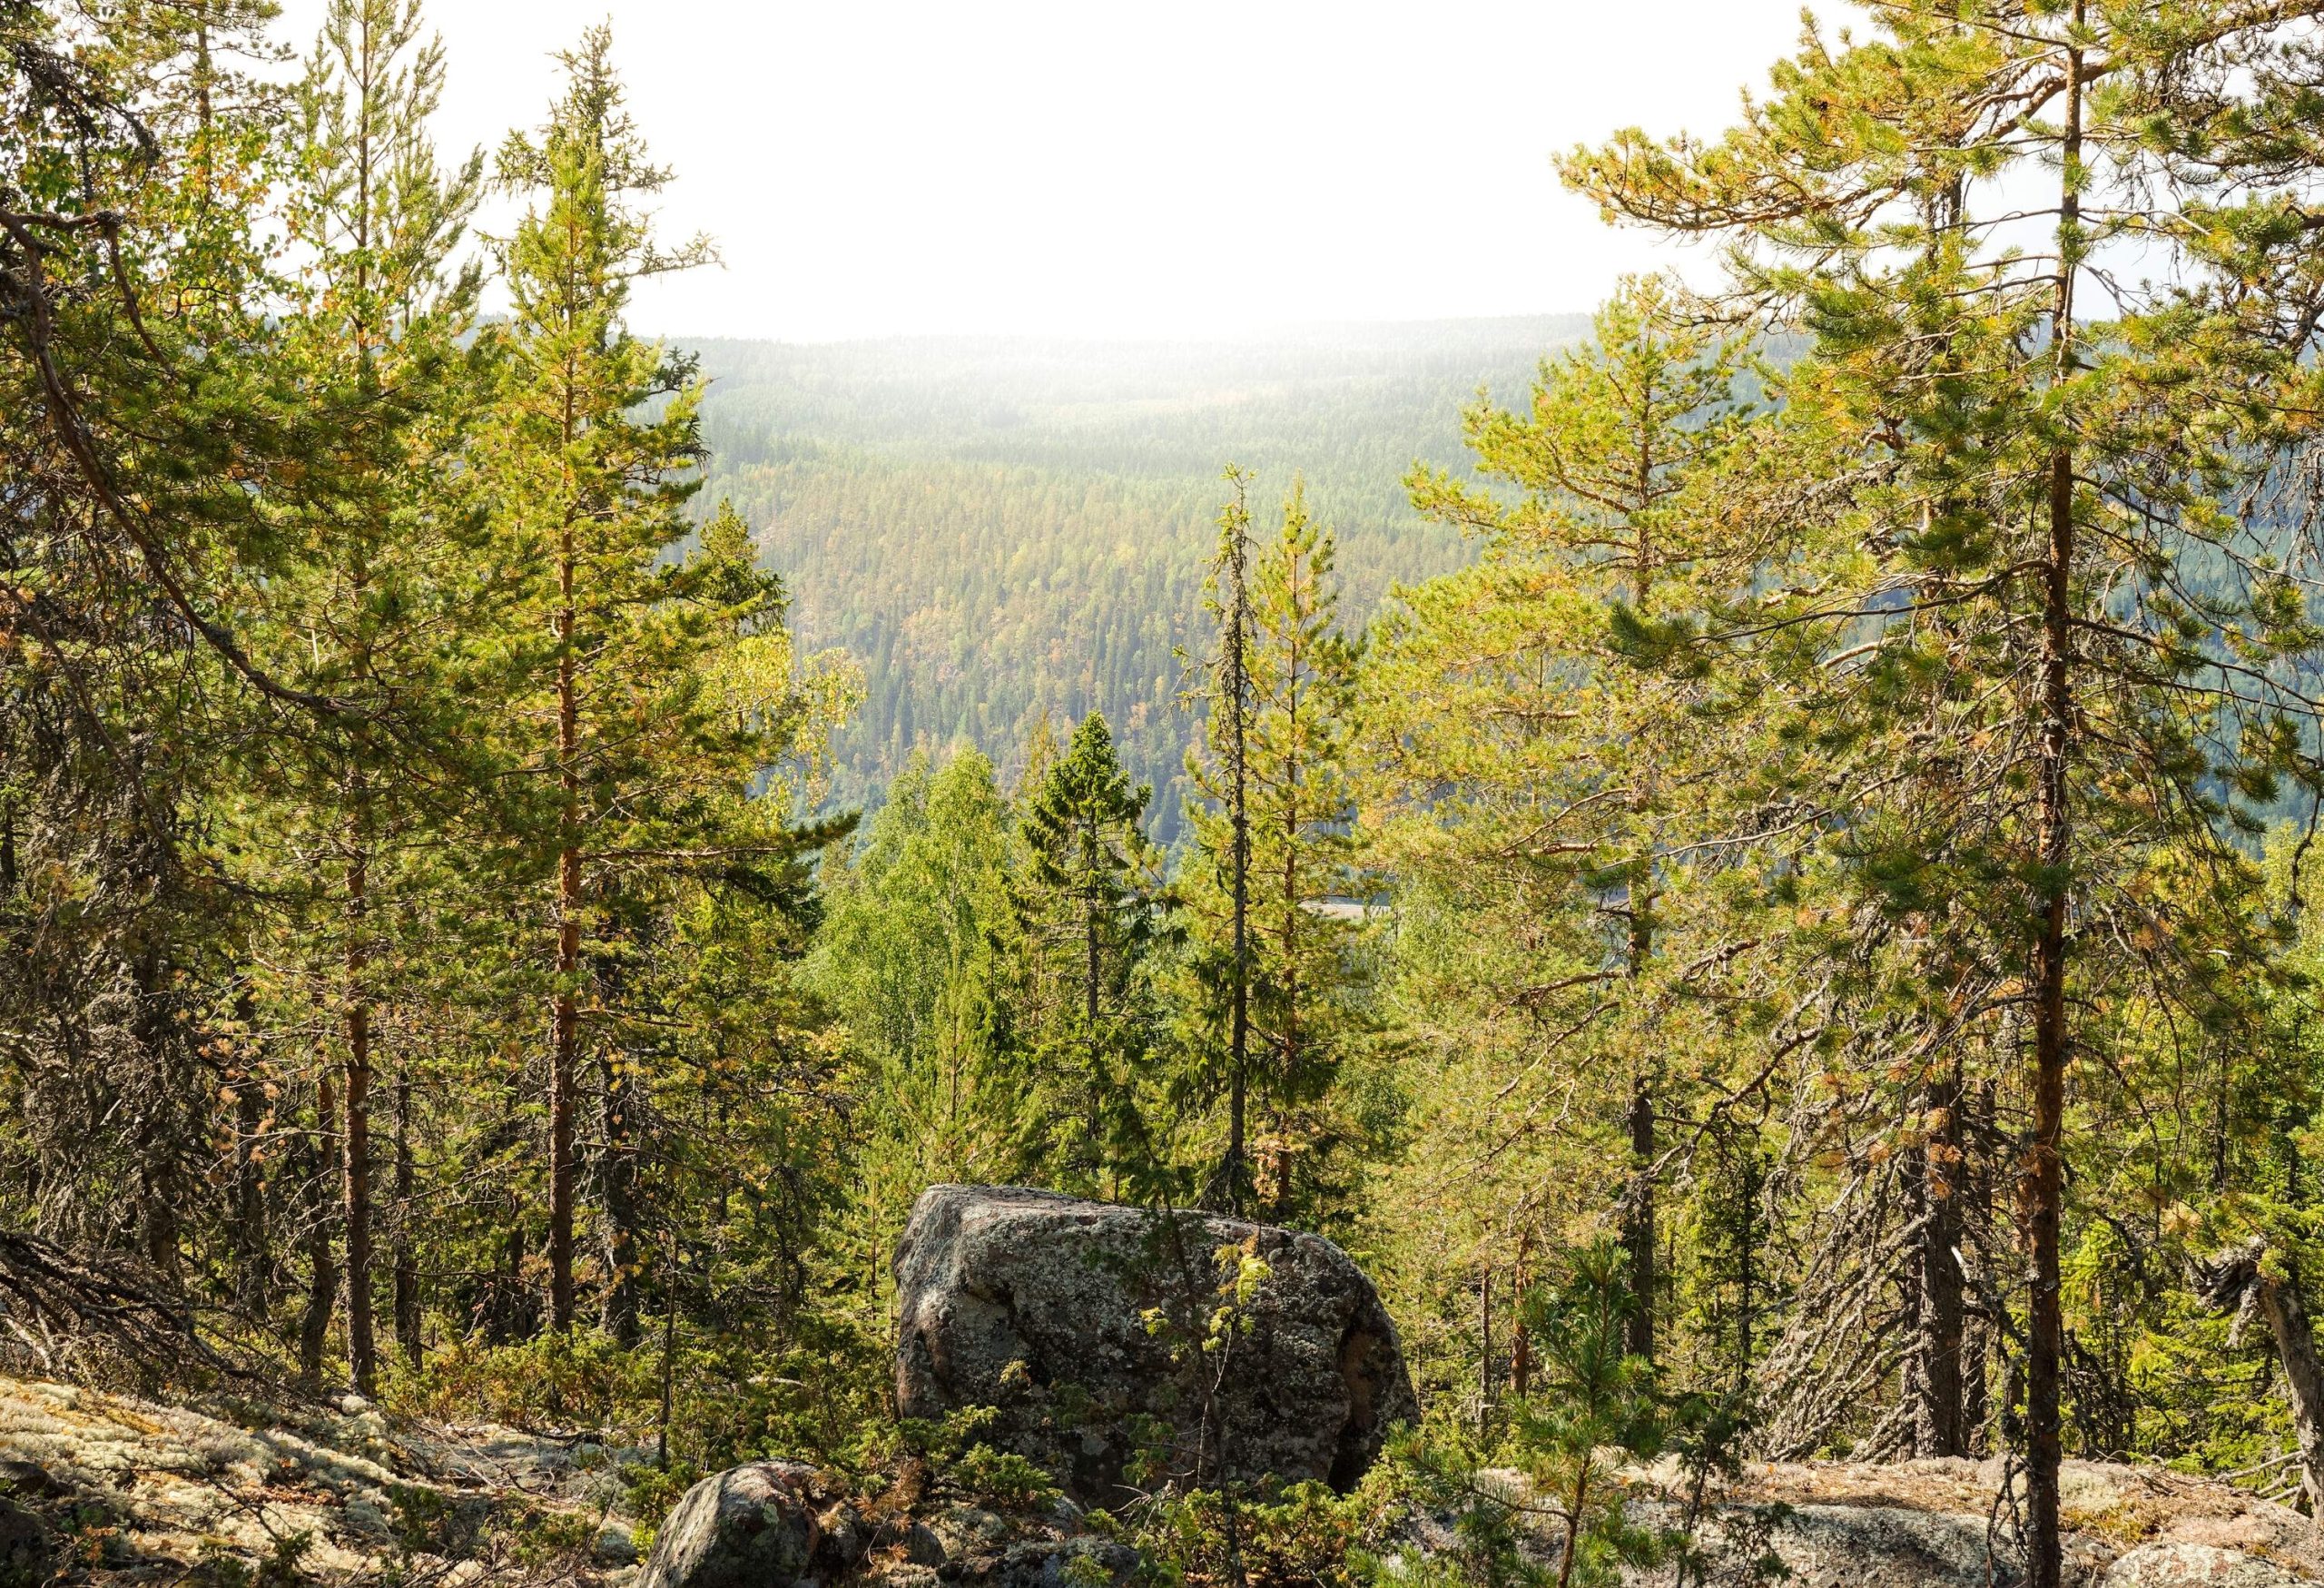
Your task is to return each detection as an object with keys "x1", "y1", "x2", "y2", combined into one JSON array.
[{"x1": 271, "y1": 1, "x2": 1846, "y2": 342}]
